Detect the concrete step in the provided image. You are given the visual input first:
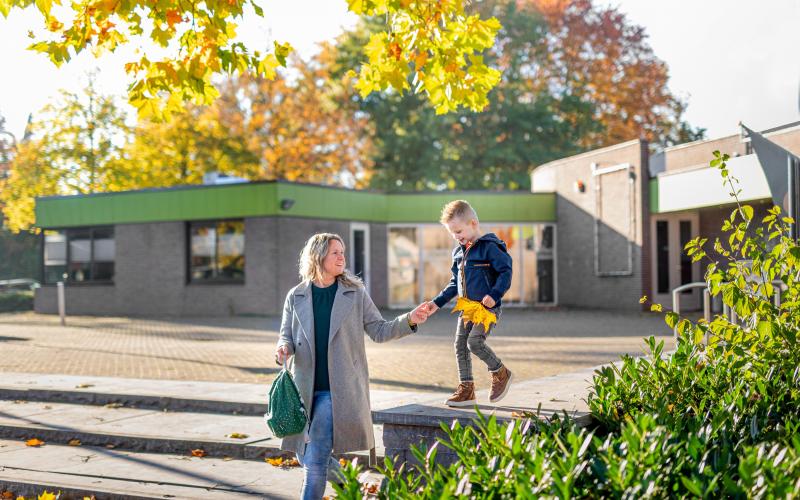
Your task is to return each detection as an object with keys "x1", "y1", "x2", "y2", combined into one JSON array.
[
  {"x1": 0, "y1": 373, "x2": 269, "y2": 416},
  {"x1": 0, "y1": 372, "x2": 450, "y2": 417},
  {"x1": 0, "y1": 438, "x2": 343, "y2": 499},
  {"x1": 0, "y1": 400, "x2": 383, "y2": 463}
]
